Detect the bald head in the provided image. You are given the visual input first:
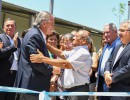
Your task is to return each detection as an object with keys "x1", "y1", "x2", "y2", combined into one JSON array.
[
  {"x1": 78, "y1": 30, "x2": 90, "y2": 37},
  {"x1": 72, "y1": 30, "x2": 90, "y2": 46}
]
